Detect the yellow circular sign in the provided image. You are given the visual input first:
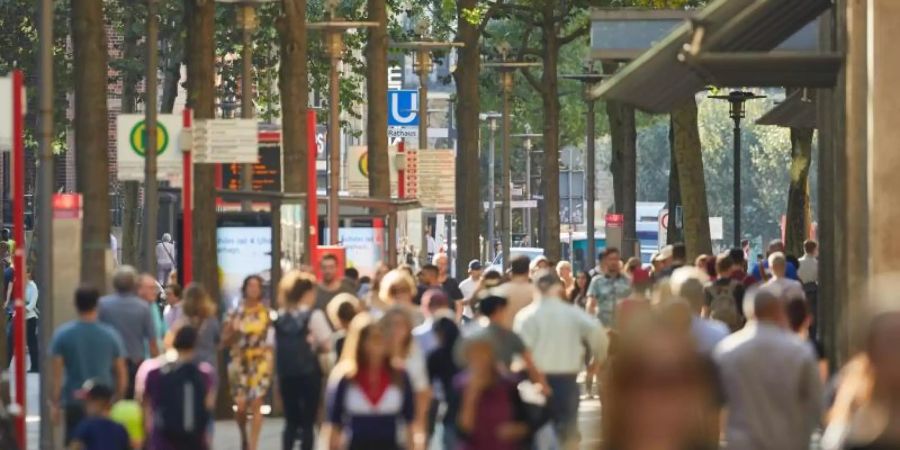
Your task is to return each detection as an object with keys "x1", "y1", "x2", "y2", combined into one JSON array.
[
  {"x1": 129, "y1": 120, "x2": 169, "y2": 157},
  {"x1": 358, "y1": 151, "x2": 369, "y2": 178}
]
